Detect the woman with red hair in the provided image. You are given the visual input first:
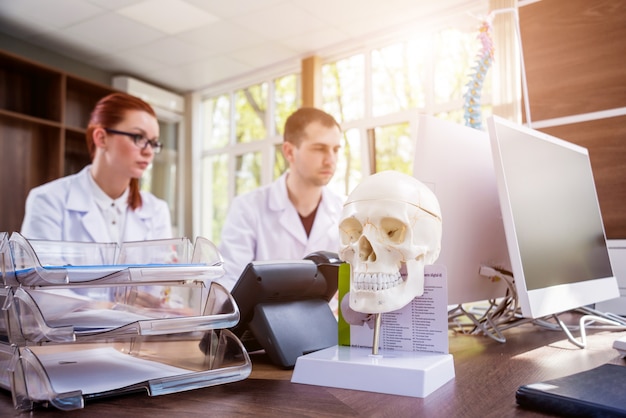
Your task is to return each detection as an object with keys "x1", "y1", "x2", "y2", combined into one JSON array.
[{"x1": 21, "y1": 92, "x2": 171, "y2": 243}]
